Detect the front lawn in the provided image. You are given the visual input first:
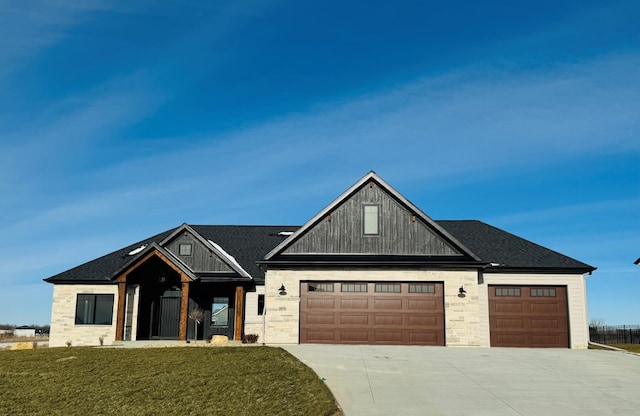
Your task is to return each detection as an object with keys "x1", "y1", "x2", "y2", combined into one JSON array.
[
  {"x1": 607, "y1": 344, "x2": 640, "y2": 353},
  {"x1": 0, "y1": 346, "x2": 341, "y2": 415}
]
